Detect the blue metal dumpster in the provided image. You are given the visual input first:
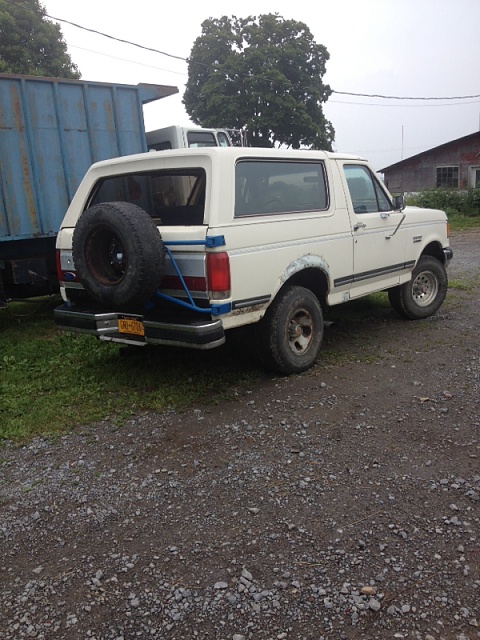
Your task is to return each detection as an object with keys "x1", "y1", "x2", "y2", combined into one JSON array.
[{"x1": 0, "y1": 74, "x2": 178, "y2": 302}]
